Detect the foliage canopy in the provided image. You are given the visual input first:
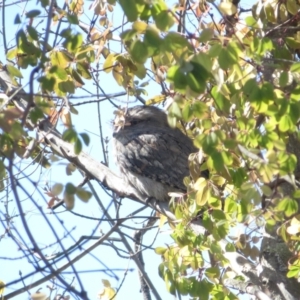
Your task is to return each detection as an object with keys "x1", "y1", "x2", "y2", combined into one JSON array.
[{"x1": 1, "y1": 0, "x2": 300, "y2": 299}]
